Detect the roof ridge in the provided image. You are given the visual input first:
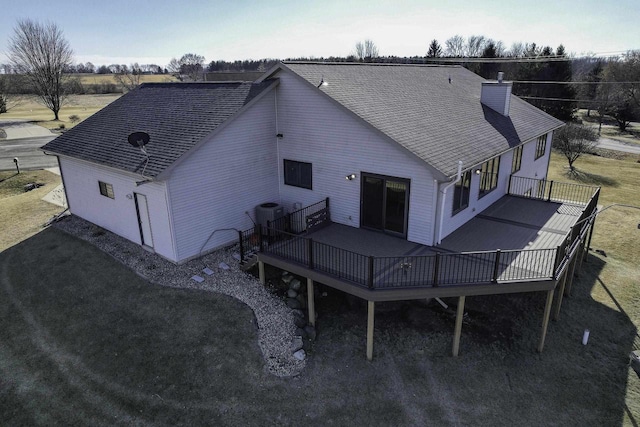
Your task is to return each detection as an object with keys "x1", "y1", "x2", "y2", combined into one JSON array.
[
  {"x1": 283, "y1": 61, "x2": 461, "y2": 69},
  {"x1": 139, "y1": 81, "x2": 255, "y2": 88}
]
